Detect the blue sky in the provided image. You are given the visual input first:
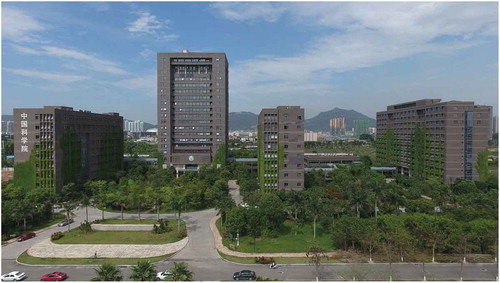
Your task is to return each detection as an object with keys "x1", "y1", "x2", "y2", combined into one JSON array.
[{"x1": 2, "y1": 2, "x2": 498, "y2": 123}]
